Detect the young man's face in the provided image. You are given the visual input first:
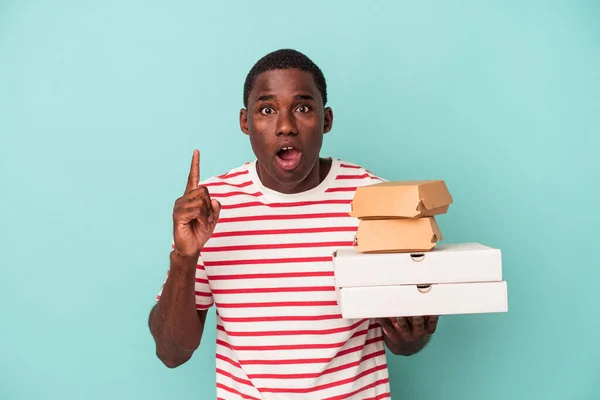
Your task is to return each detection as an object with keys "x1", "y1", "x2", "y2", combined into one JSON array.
[{"x1": 240, "y1": 69, "x2": 333, "y2": 190}]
